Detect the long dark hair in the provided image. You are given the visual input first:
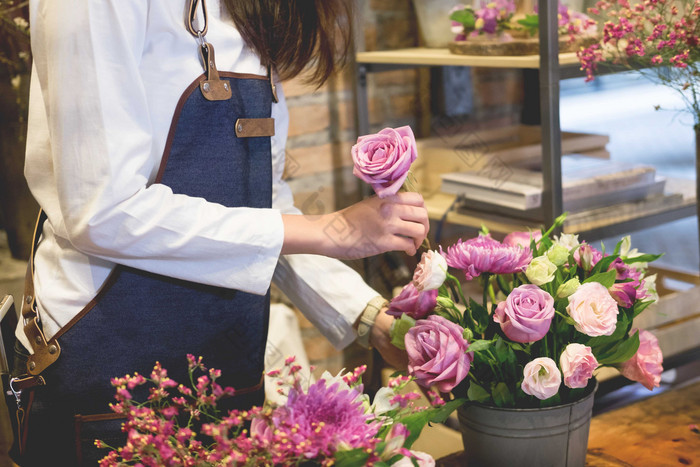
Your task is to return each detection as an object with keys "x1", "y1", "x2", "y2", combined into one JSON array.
[{"x1": 224, "y1": 0, "x2": 353, "y2": 86}]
